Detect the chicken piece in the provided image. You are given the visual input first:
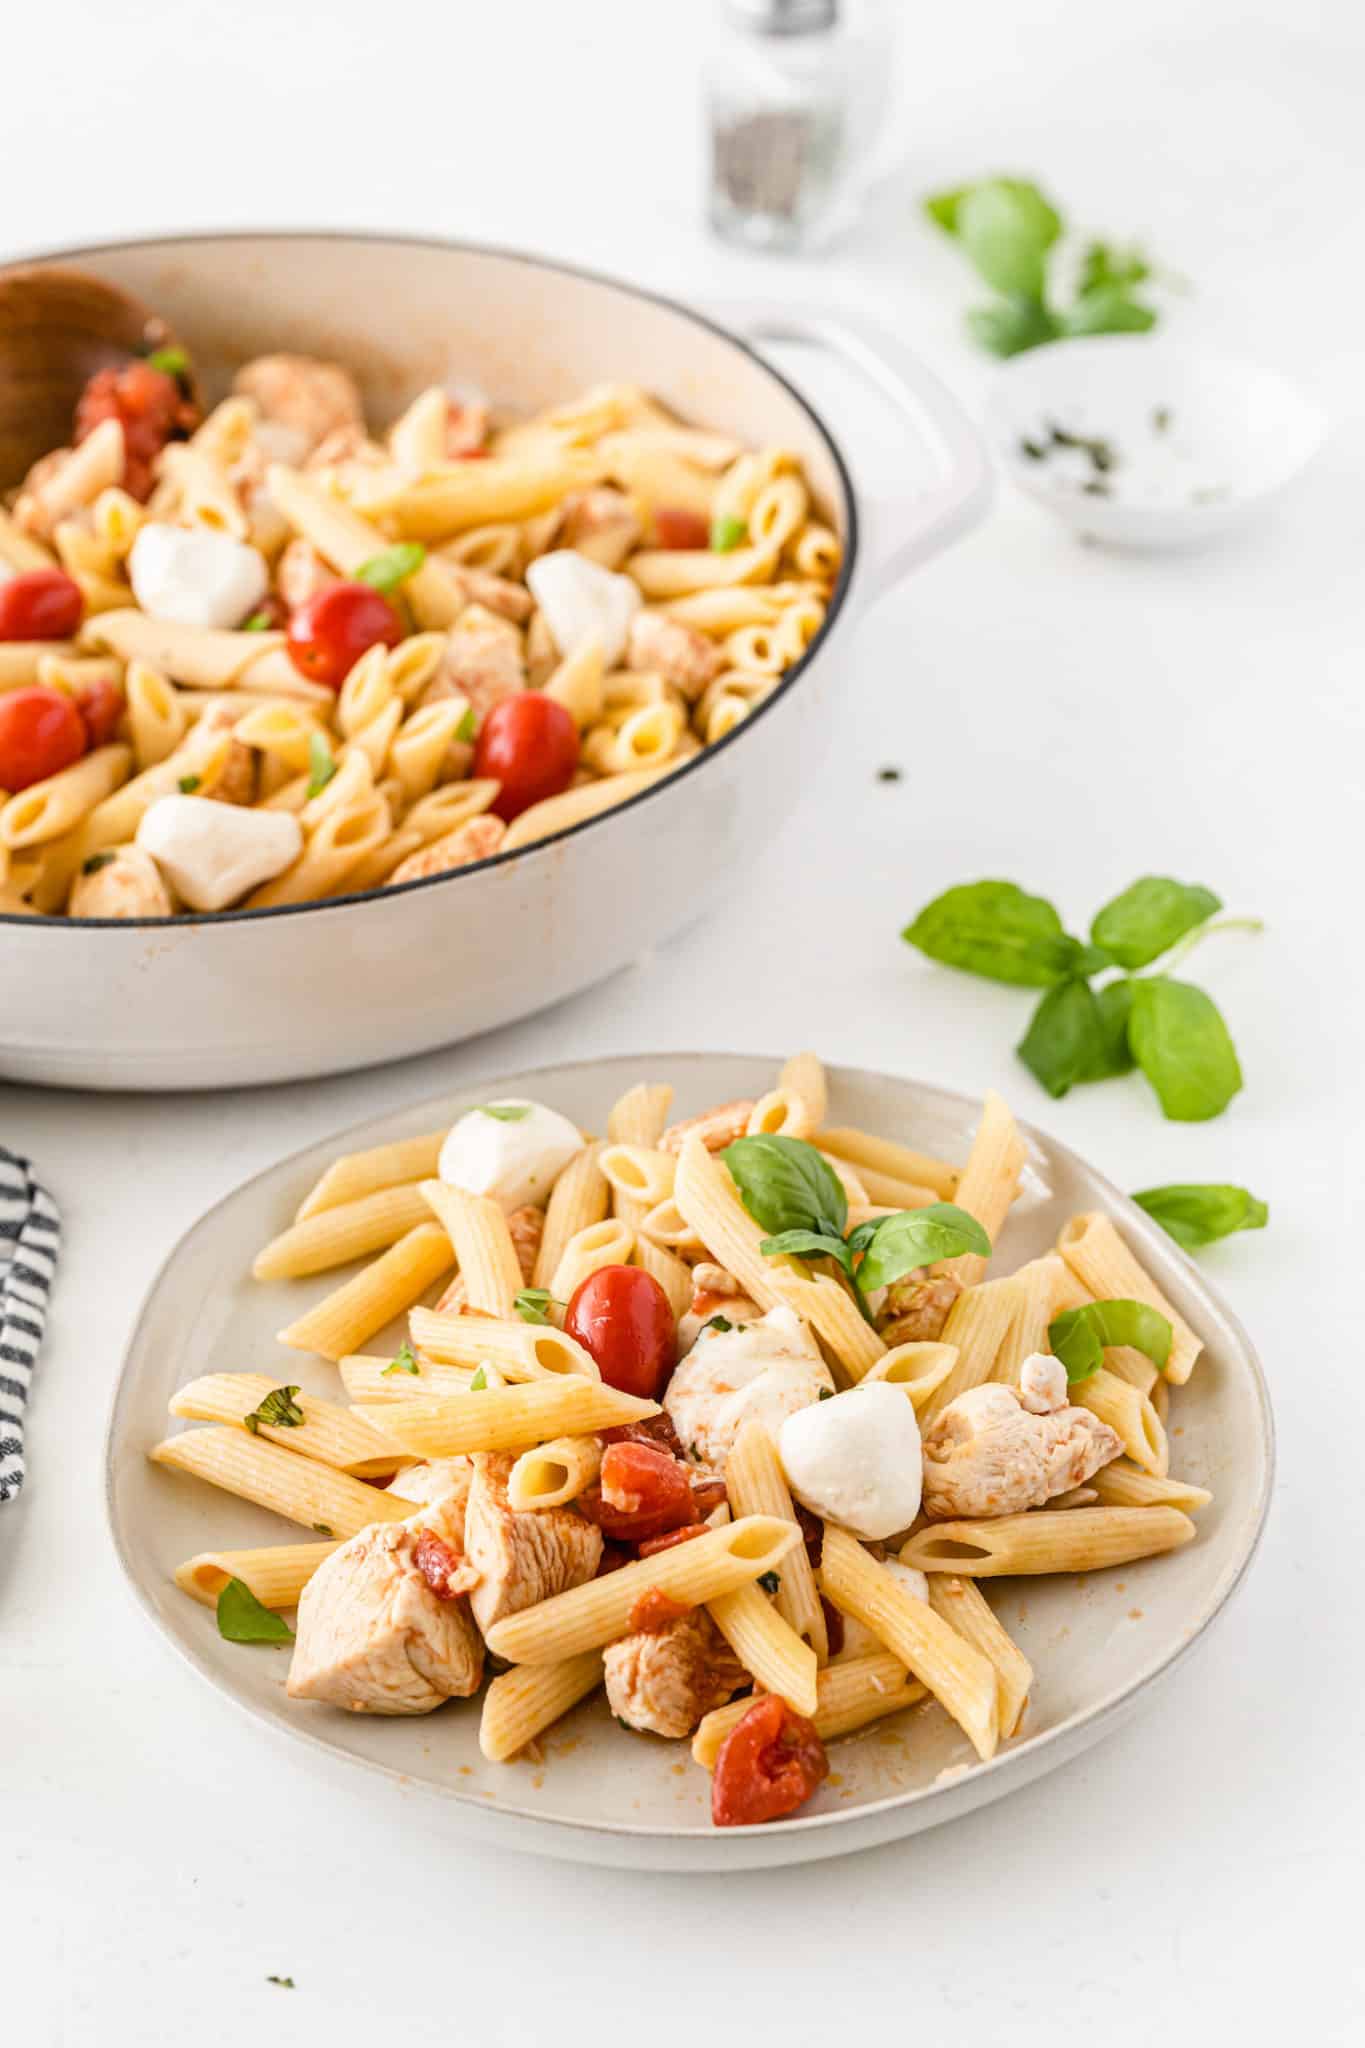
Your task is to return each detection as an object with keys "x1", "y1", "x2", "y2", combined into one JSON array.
[
  {"x1": 433, "y1": 1205, "x2": 543, "y2": 1313},
  {"x1": 921, "y1": 1382, "x2": 1122, "y2": 1521},
  {"x1": 659, "y1": 1099, "x2": 756, "y2": 1155},
  {"x1": 68, "y1": 844, "x2": 173, "y2": 919},
  {"x1": 286, "y1": 1504, "x2": 483, "y2": 1713},
  {"x1": 625, "y1": 611, "x2": 723, "y2": 702},
  {"x1": 462, "y1": 1451, "x2": 602, "y2": 1634},
  {"x1": 421, "y1": 606, "x2": 526, "y2": 723},
  {"x1": 386, "y1": 1456, "x2": 473, "y2": 1515},
  {"x1": 559, "y1": 487, "x2": 642, "y2": 571},
  {"x1": 440, "y1": 562, "x2": 534, "y2": 624},
  {"x1": 603, "y1": 1609, "x2": 745, "y2": 1737},
  {"x1": 387, "y1": 814, "x2": 506, "y2": 887},
  {"x1": 304, "y1": 423, "x2": 390, "y2": 474},
  {"x1": 193, "y1": 703, "x2": 257, "y2": 808},
  {"x1": 233, "y1": 355, "x2": 365, "y2": 463},
  {"x1": 876, "y1": 1272, "x2": 962, "y2": 1347},
  {"x1": 675, "y1": 1261, "x2": 763, "y2": 1356},
  {"x1": 664, "y1": 1304, "x2": 832, "y2": 1471},
  {"x1": 277, "y1": 536, "x2": 338, "y2": 611}
]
